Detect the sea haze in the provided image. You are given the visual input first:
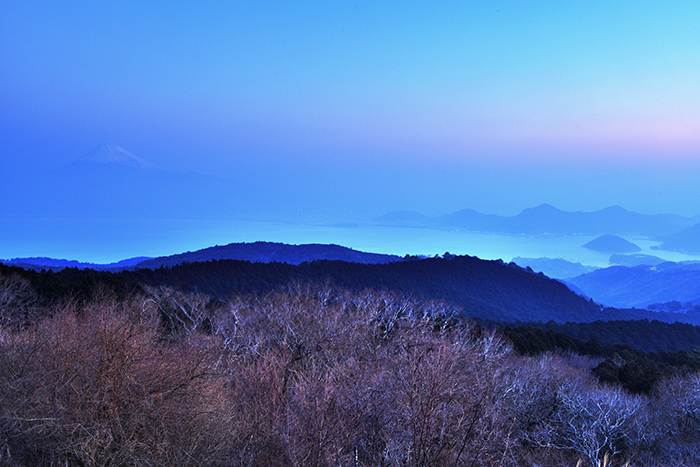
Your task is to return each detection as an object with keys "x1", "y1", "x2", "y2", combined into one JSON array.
[
  {"x1": 2, "y1": 216, "x2": 700, "y2": 267},
  {"x1": 3, "y1": 144, "x2": 700, "y2": 266}
]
